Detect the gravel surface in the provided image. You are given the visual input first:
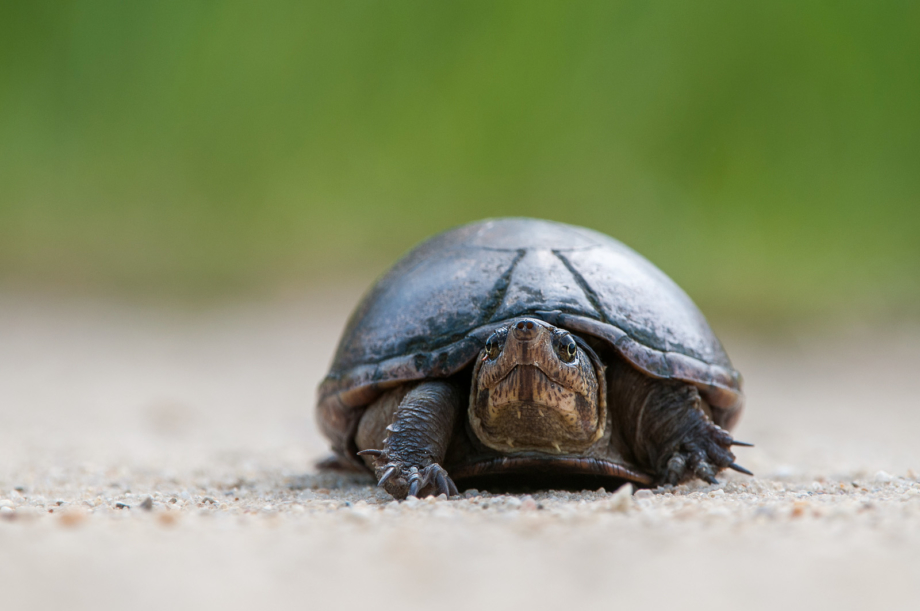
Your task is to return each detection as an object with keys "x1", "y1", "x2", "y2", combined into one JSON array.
[{"x1": 2, "y1": 289, "x2": 920, "y2": 610}]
